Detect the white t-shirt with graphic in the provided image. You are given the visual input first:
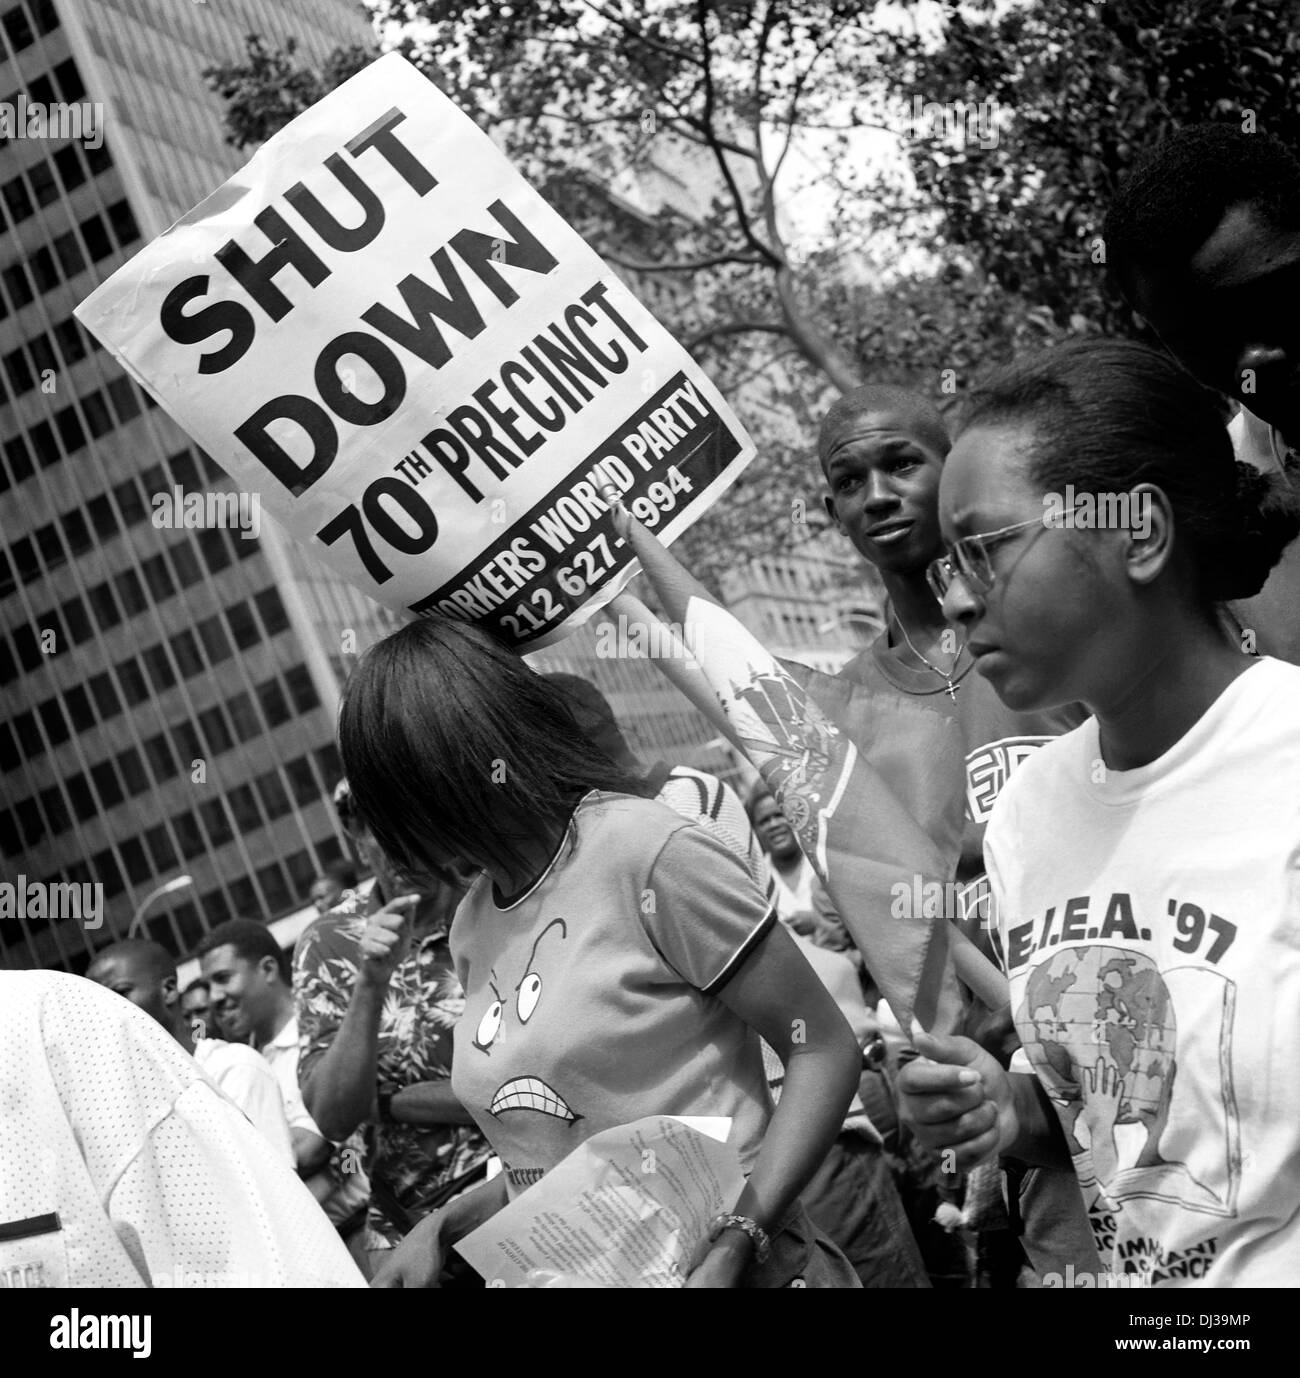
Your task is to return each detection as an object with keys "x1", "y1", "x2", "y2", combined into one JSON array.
[{"x1": 985, "y1": 657, "x2": 1300, "y2": 1286}]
